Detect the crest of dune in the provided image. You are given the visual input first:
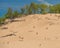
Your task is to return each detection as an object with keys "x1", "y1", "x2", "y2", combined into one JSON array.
[{"x1": 0, "y1": 14, "x2": 60, "y2": 48}]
